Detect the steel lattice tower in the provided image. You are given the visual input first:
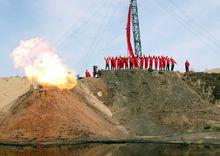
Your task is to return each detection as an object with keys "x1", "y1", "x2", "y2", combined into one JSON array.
[{"x1": 130, "y1": 0, "x2": 142, "y2": 57}]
